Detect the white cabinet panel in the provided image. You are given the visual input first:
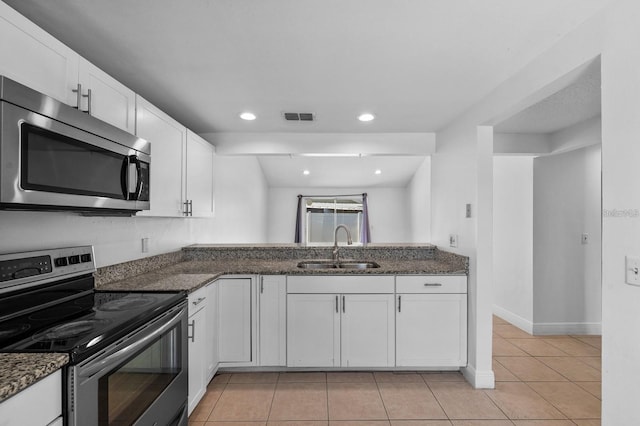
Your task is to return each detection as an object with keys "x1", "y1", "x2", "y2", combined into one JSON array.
[
  {"x1": 188, "y1": 301, "x2": 207, "y2": 415},
  {"x1": 0, "y1": 370, "x2": 62, "y2": 426},
  {"x1": 218, "y1": 278, "x2": 253, "y2": 363},
  {"x1": 206, "y1": 282, "x2": 219, "y2": 381},
  {"x1": 0, "y1": 2, "x2": 78, "y2": 105},
  {"x1": 341, "y1": 294, "x2": 395, "y2": 367},
  {"x1": 287, "y1": 293, "x2": 340, "y2": 367},
  {"x1": 186, "y1": 130, "x2": 215, "y2": 218},
  {"x1": 287, "y1": 275, "x2": 394, "y2": 294},
  {"x1": 259, "y1": 275, "x2": 286, "y2": 366},
  {"x1": 78, "y1": 58, "x2": 136, "y2": 133},
  {"x1": 396, "y1": 293, "x2": 467, "y2": 367},
  {"x1": 135, "y1": 95, "x2": 186, "y2": 217}
]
